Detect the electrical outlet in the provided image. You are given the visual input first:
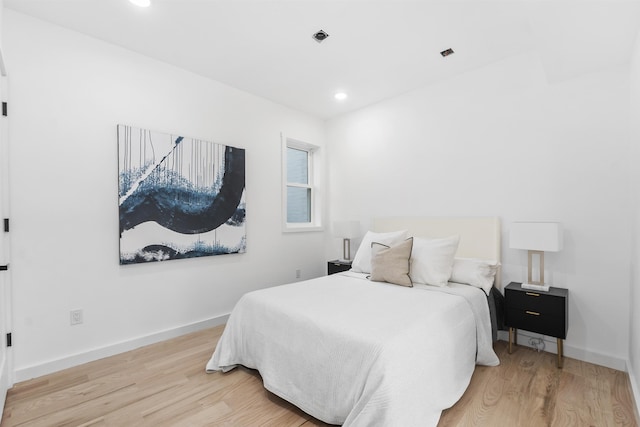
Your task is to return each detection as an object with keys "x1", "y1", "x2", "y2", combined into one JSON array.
[
  {"x1": 70, "y1": 309, "x2": 83, "y2": 326},
  {"x1": 295, "y1": 269, "x2": 301, "y2": 279},
  {"x1": 528, "y1": 337, "x2": 545, "y2": 352}
]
